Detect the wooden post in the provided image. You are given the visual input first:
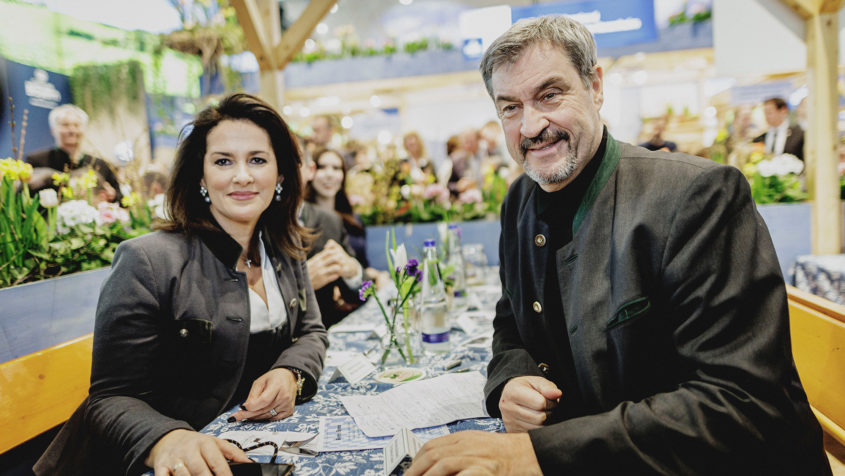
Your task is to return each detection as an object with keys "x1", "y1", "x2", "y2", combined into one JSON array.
[
  {"x1": 780, "y1": 0, "x2": 843, "y2": 254},
  {"x1": 805, "y1": 9, "x2": 841, "y2": 254}
]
